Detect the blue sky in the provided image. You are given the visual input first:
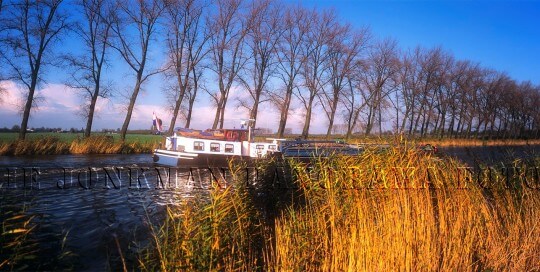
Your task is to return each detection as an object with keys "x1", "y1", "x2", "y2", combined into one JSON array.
[
  {"x1": 297, "y1": 0, "x2": 540, "y2": 84},
  {"x1": 1, "y1": 0, "x2": 539, "y2": 132}
]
